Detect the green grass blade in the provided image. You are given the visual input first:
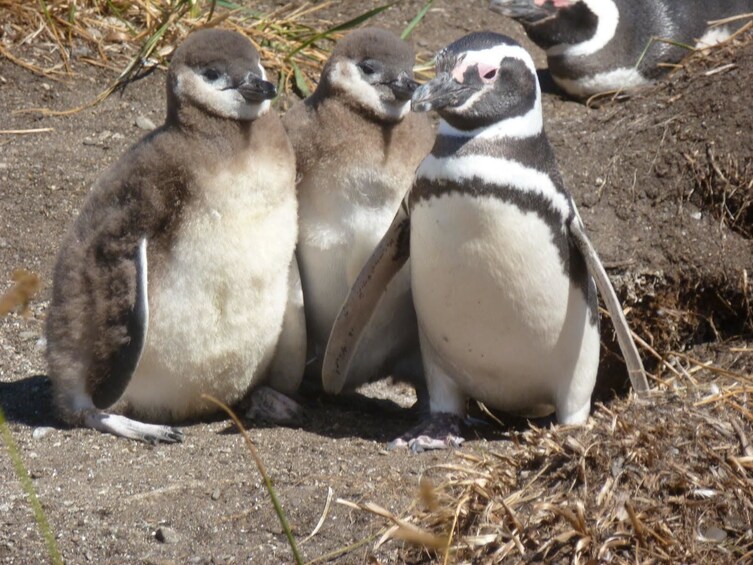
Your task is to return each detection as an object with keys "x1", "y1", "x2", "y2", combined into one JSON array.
[
  {"x1": 202, "y1": 395, "x2": 303, "y2": 565},
  {"x1": 0, "y1": 408, "x2": 63, "y2": 565},
  {"x1": 213, "y1": 0, "x2": 265, "y2": 18},
  {"x1": 285, "y1": 3, "x2": 396, "y2": 60},
  {"x1": 635, "y1": 36, "x2": 695, "y2": 69},
  {"x1": 290, "y1": 60, "x2": 311, "y2": 97},
  {"x1": 401, "y1": 0, "x2": 434, "y2": 39}
]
